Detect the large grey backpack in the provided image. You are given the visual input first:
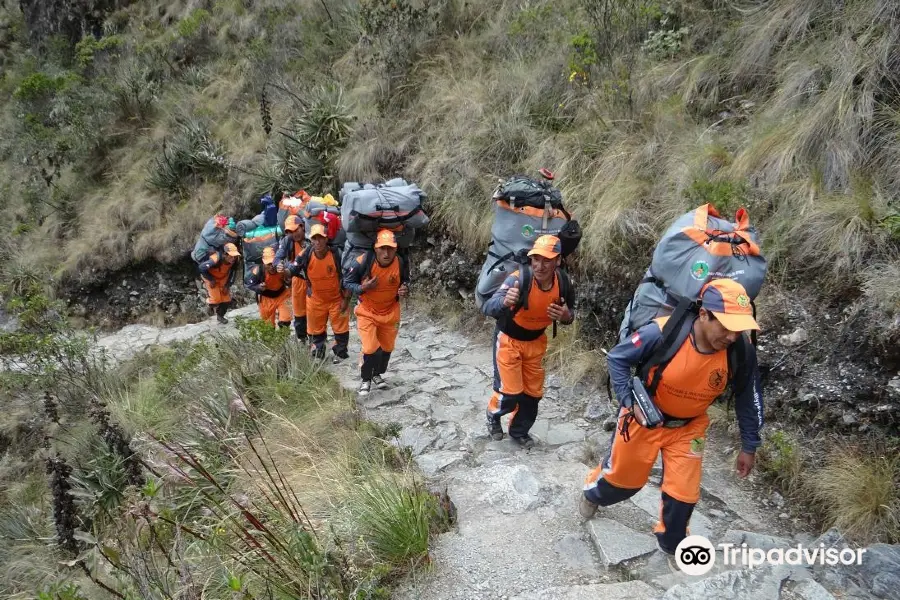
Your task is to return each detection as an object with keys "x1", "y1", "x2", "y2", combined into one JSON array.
[
  {"x1": 340, "y1": 178, "x2": 429, "y2": 233},
  {"x1": 474, "y1": 171, "x2": 580, "y2": 310},
  {"x1": 617, "y1": 203, "x2": 768, "y2": 343}
]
